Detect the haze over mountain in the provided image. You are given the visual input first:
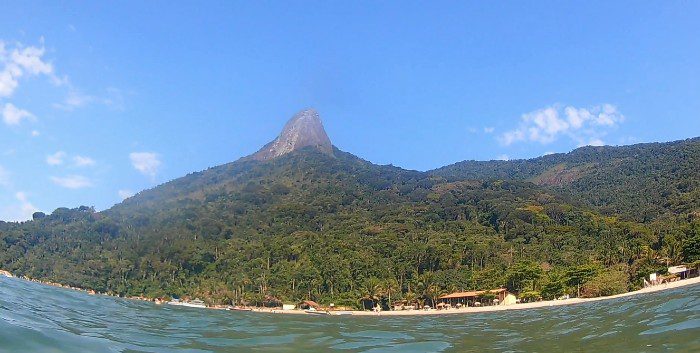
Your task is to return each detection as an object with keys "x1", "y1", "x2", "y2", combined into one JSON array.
[{"x1": 0, "y1": 109, "x2": 698, "y2": 307}]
